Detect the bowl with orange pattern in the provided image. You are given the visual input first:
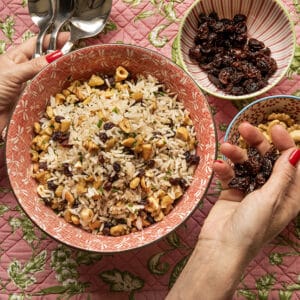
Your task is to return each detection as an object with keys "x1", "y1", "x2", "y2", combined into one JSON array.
[
  {"x1": 6, "y1": 44, "x2": 217, "y2": 253},
  {"x1": 177, "y1": 0, "x2": 295, "y2": 100}
]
